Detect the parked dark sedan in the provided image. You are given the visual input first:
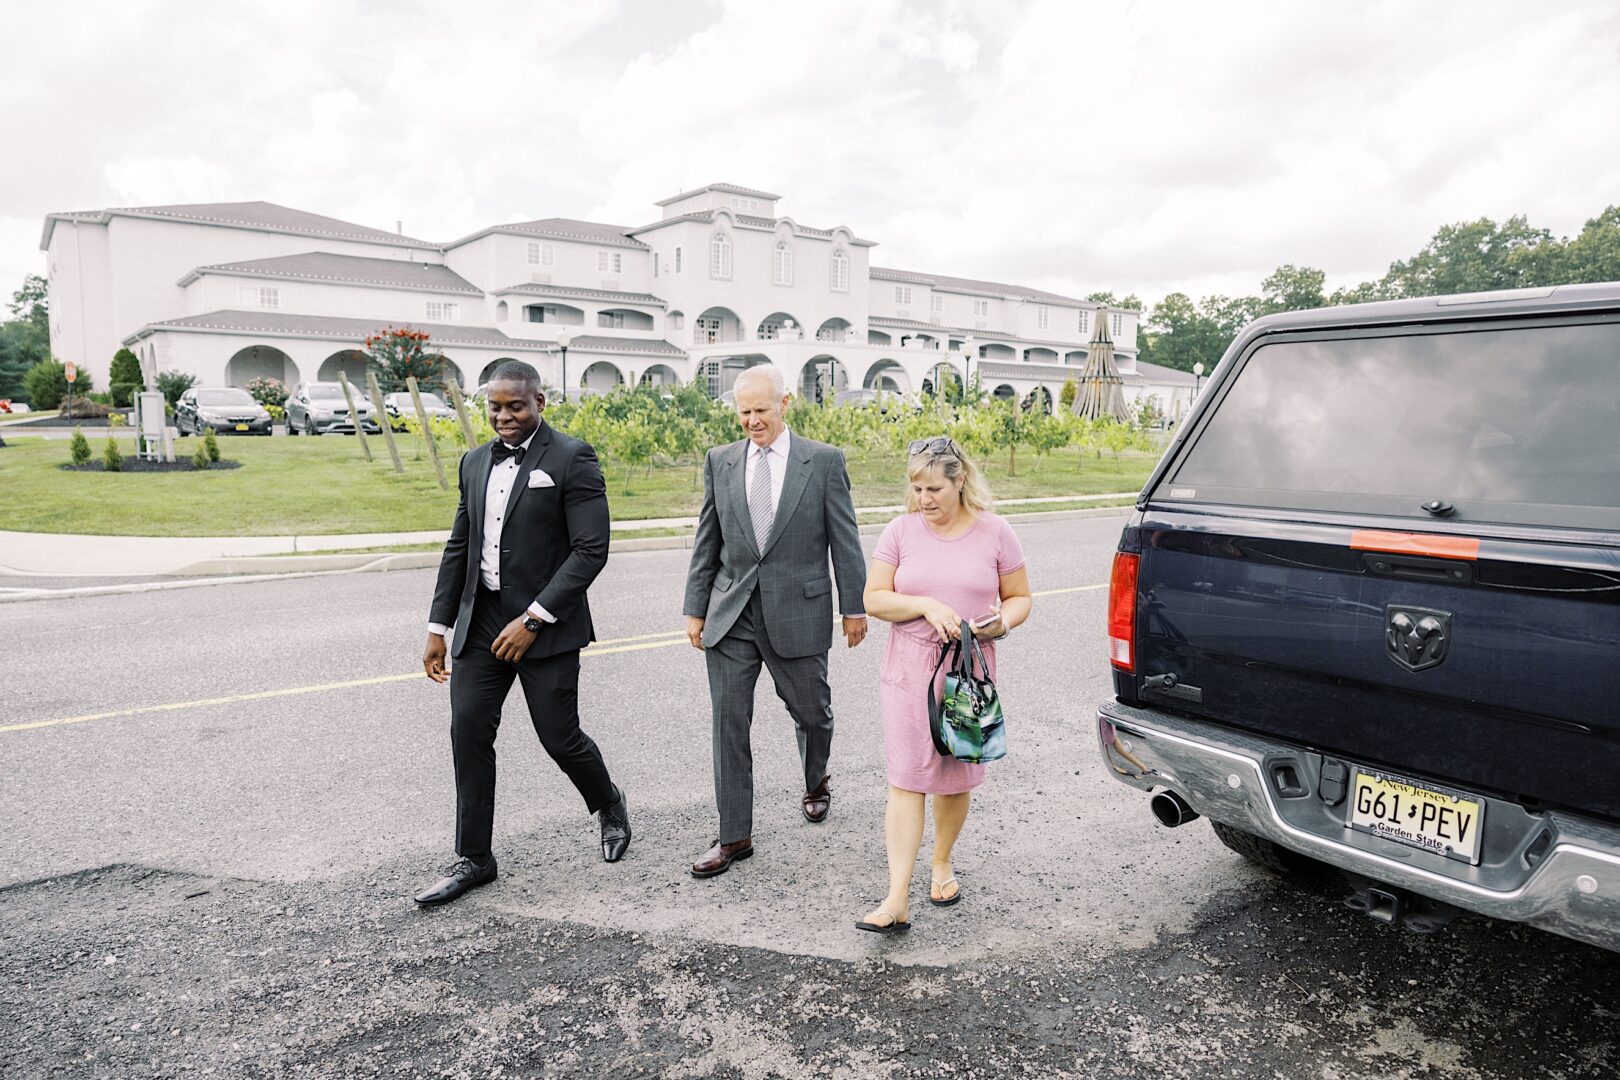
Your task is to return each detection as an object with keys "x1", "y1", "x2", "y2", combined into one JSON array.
[
  {"x1": 285, "y1": 382, "x2": 381, "y2": 436},
  {"x1": 175, "y1": 387, "x2": 272, "y2": 435}
]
